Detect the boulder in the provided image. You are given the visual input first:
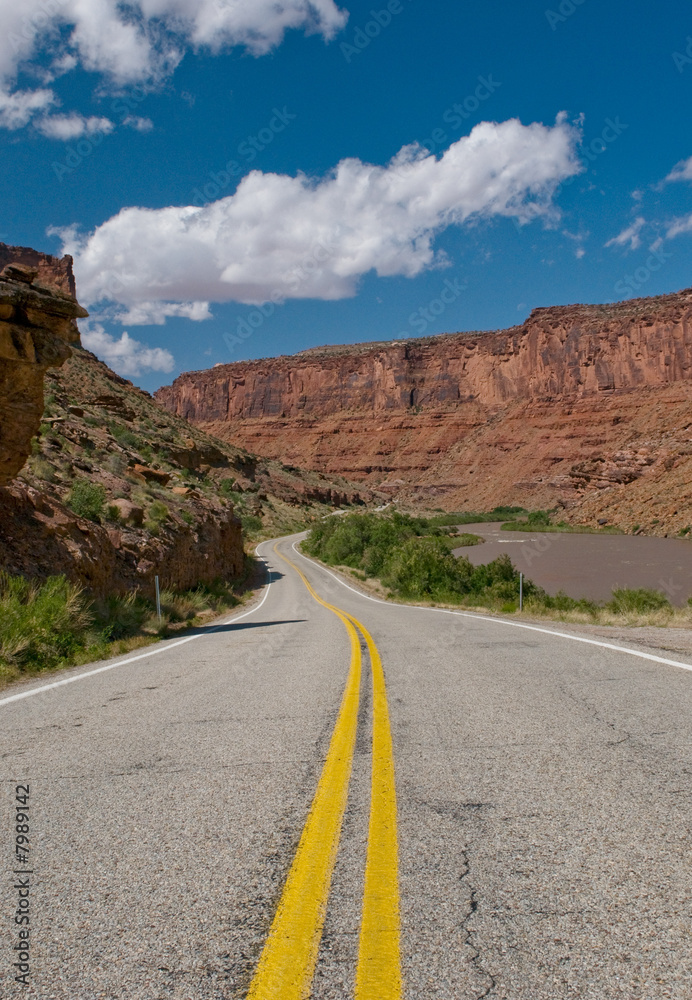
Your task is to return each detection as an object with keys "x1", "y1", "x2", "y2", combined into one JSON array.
[
  {"x1": 110, "y1": 499, "x2": 144, "y2": 526},
  {"x1": 131, "y1": 464, "x2": 171, "y2": 486}
]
